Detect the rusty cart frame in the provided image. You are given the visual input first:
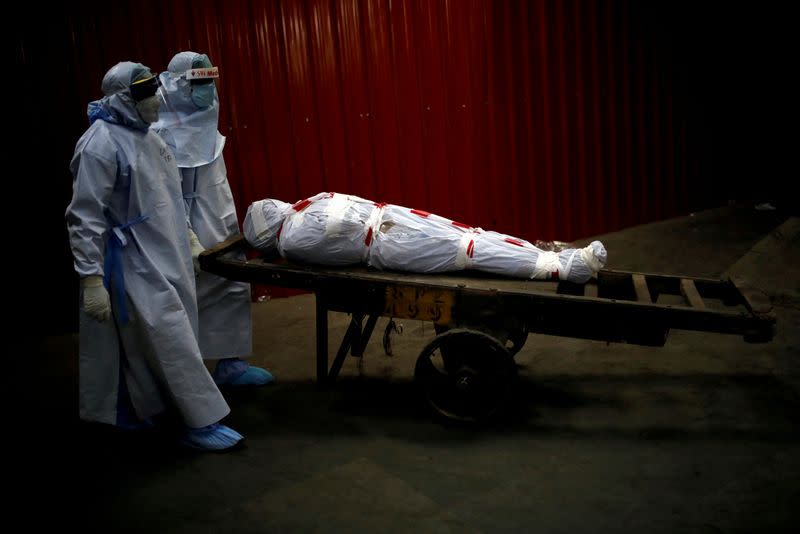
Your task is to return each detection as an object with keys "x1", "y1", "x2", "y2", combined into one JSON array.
[{"x1": 201, "y1": 234, "x2": 776, "y2": 422}]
